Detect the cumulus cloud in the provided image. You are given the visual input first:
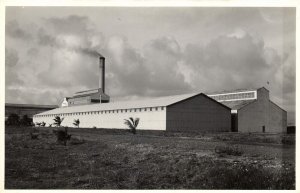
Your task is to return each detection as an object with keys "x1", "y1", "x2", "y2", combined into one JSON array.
[
  {"x1": 142, "y1": 37, "x2": 192, "y2": 95},
  {"x1": 5, "y1": 48, "x2": 24, "y2": 86},
  {"x1": 5, "y1": 15, "x2": 107, "y2": 104},
  {"x1": 6, "y1": 20, "x2": 32, "y2": 40},
  {"x1": 5, "y1": 15, "x2": 192, "y2": 105},
  {"x1": 183, "y1": 33, "x2": 280, "y2": 92},
  {"x1": 105, "y1": 36, "x2": 192, "y2": 98}
]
